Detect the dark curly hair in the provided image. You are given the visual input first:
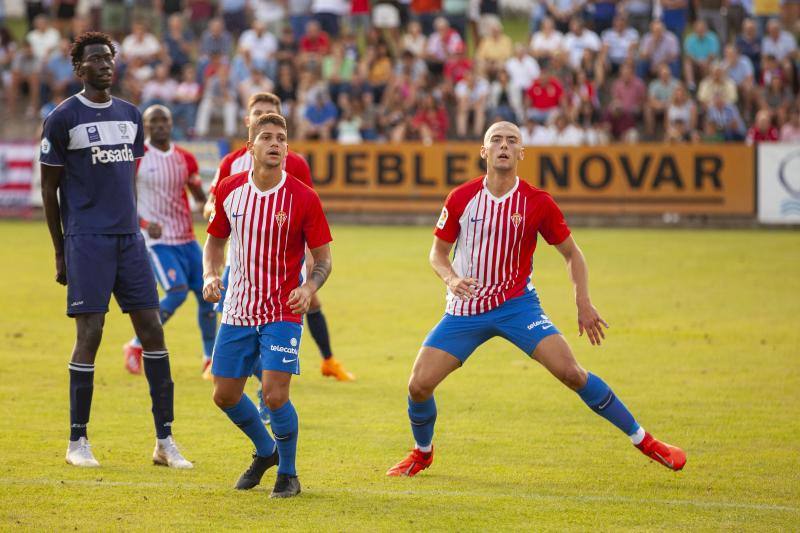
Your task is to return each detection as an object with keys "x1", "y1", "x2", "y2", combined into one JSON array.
[{"x1": 70, "y1": 31, "x2": 115, "y2": 71}]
